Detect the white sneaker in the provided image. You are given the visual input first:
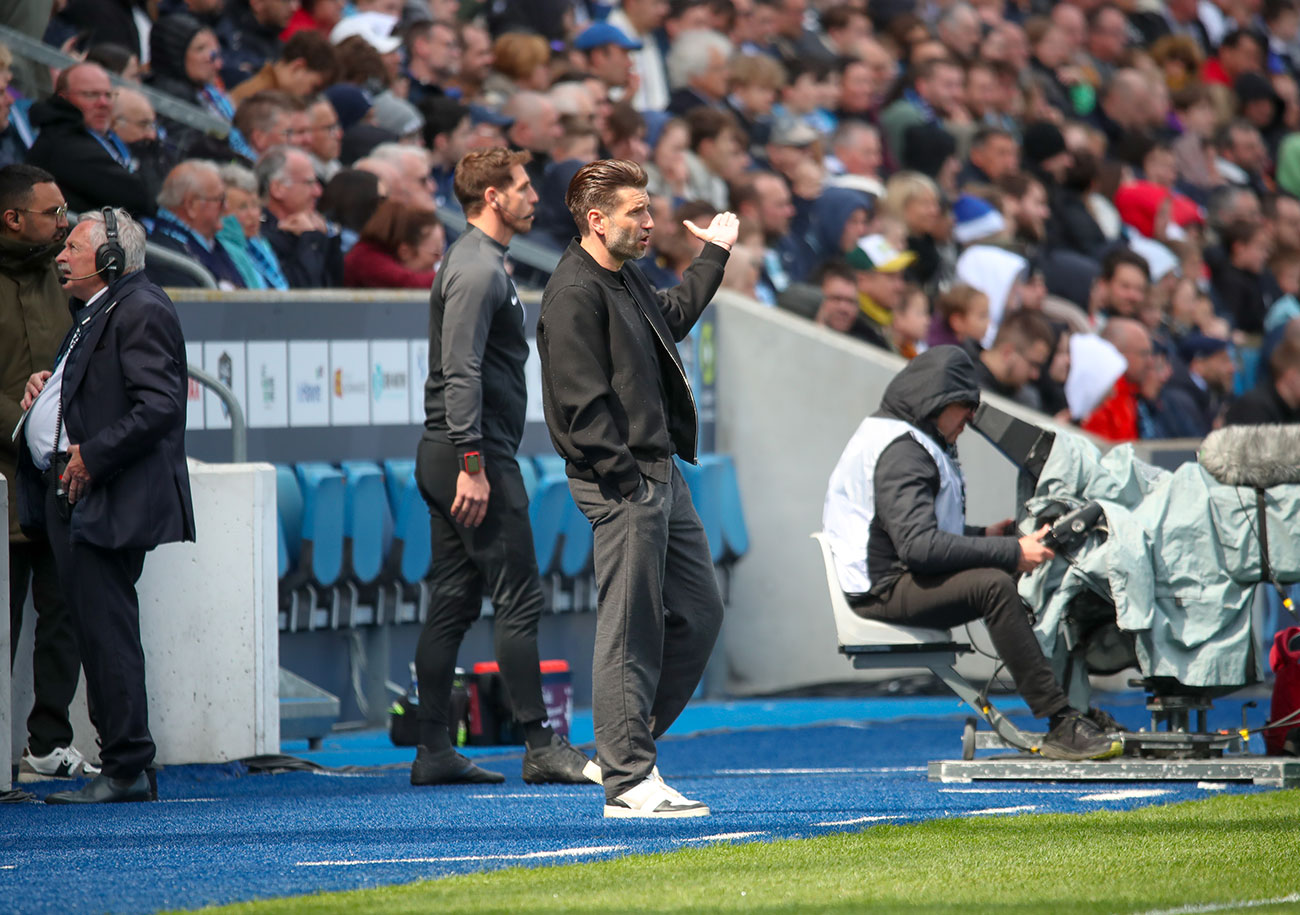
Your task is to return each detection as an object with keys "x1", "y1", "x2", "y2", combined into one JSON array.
[
  {"x1": 604, "y1": 775, "x2": 710, "y2": 818},
  {"x1": 21, "y1": 746, "x2": 100, "y2": 779}
]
